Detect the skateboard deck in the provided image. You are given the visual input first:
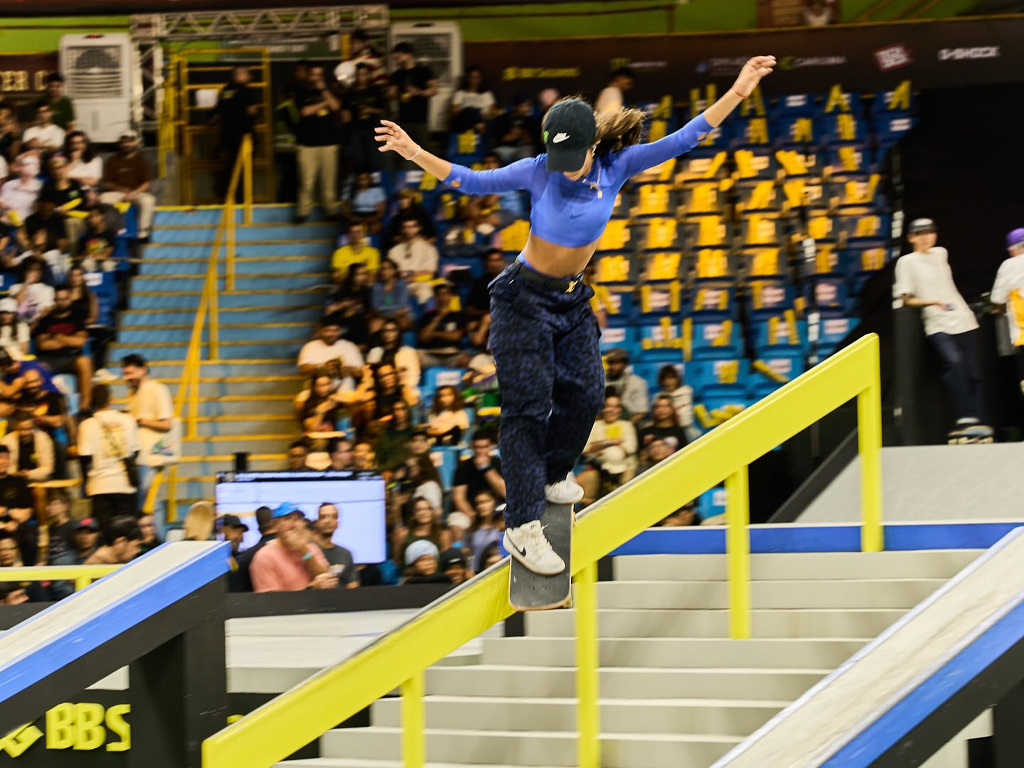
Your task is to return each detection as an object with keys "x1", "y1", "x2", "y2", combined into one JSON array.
[{"x1": 508, "y1": 503, "x2": 574, "y2": 611}]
